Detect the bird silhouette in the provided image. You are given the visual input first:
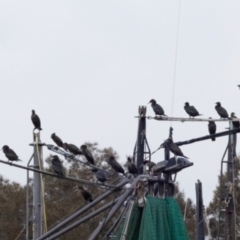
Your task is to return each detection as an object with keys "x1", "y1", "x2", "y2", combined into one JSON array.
[
  {"x1": 215, "y1": 102, "x2": 229, "y2": 119},
  {"x1": 184, "y1": 102, "x2": 202, "y2": 118},
  {"x1": 63, "y1": 143, "x2": 82, "y2": 155},
  {"x1": 126, "y1": 157, "x2": 138, "y2": 175},
  {"x1": 92, "y1": 168, "x2": 107, "y2": 183},
  {"x1": 231, "y1": 112, "x2": 240, "y2": 128},
  {"x1": 51, "y1": 133, "x2": 63, "y2": 148},
  {"x1": 78, "y1": 186, "x2": 93, "y2": 203},
  {"x1": 2, "y1": 145, "x2": 21, "y2": 162},
  {"x1": 51, "y1": 155, "x2": 64, "y2": 177},
  {"x1": 108, "y1": 156, "x2": 125, "y2": 176},
  {"x1": 148, "y1": 99, "x2": 166, "y2": 116},
  {"x1": 80, "y1": 145, "x2": 95, "y2": 165},
  {"x1": 161, "y1": 138, "x2": 188, "y2": 159},
  {"x1": 208, "y1": 118, "x2": 217, "y2": 141},
  {"x1": 31, "y1": 110, "x2": 42, "y2": 130}
]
